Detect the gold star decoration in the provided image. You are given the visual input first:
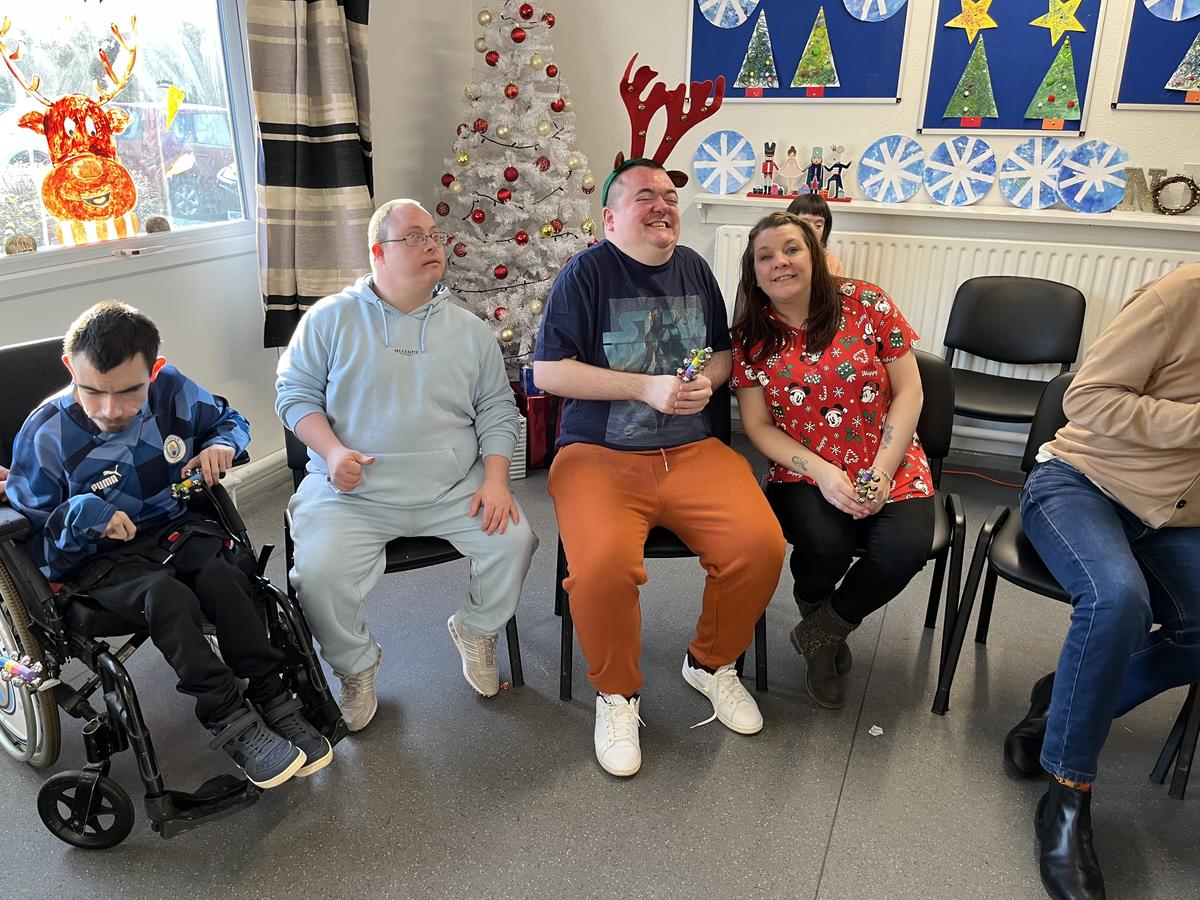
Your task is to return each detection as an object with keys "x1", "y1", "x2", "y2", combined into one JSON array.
[
  {"x1": 945, "y1": 0, "x2": 999, "y2": 43},
  {"x1": 1029, "y1": 0, "x2": 1086, "y2": 46}
]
